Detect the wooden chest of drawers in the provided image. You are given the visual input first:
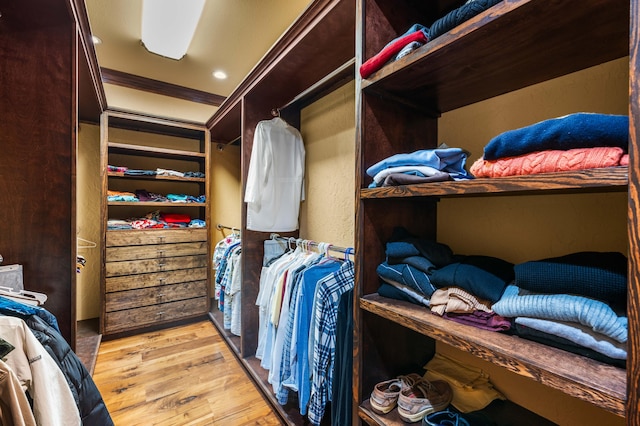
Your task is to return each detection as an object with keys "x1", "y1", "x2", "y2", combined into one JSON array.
[{"x1": 102, "y1": 228, "x2": 209, "y2": 335}]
